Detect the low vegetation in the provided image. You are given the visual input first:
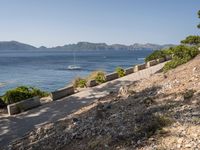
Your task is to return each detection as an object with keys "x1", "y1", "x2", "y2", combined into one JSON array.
[
  {"x1": 145, "y1": 44, "x2": 199, "y2": 72},
  {"x1": 73, "y1": 71, "x2": 106, "y2": 88},
  {"x1": 145, "y1": 49, "x2": 171, "y2": 62},
  {"x1": 1, "y1": 86, "x2": 49, "y2": 105},
  {"x1": 115, "y1": 67, "x2": 125, "y2": 77},
  {"x1": 73, "y1": 77, "x2": 87, "y2": 88},
  {"x1": 163, "y1": 45, "x2": 199, "y2": 72},
  {"x1": 87, "y1": 71, "x2": 106, "y2": 84}
]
